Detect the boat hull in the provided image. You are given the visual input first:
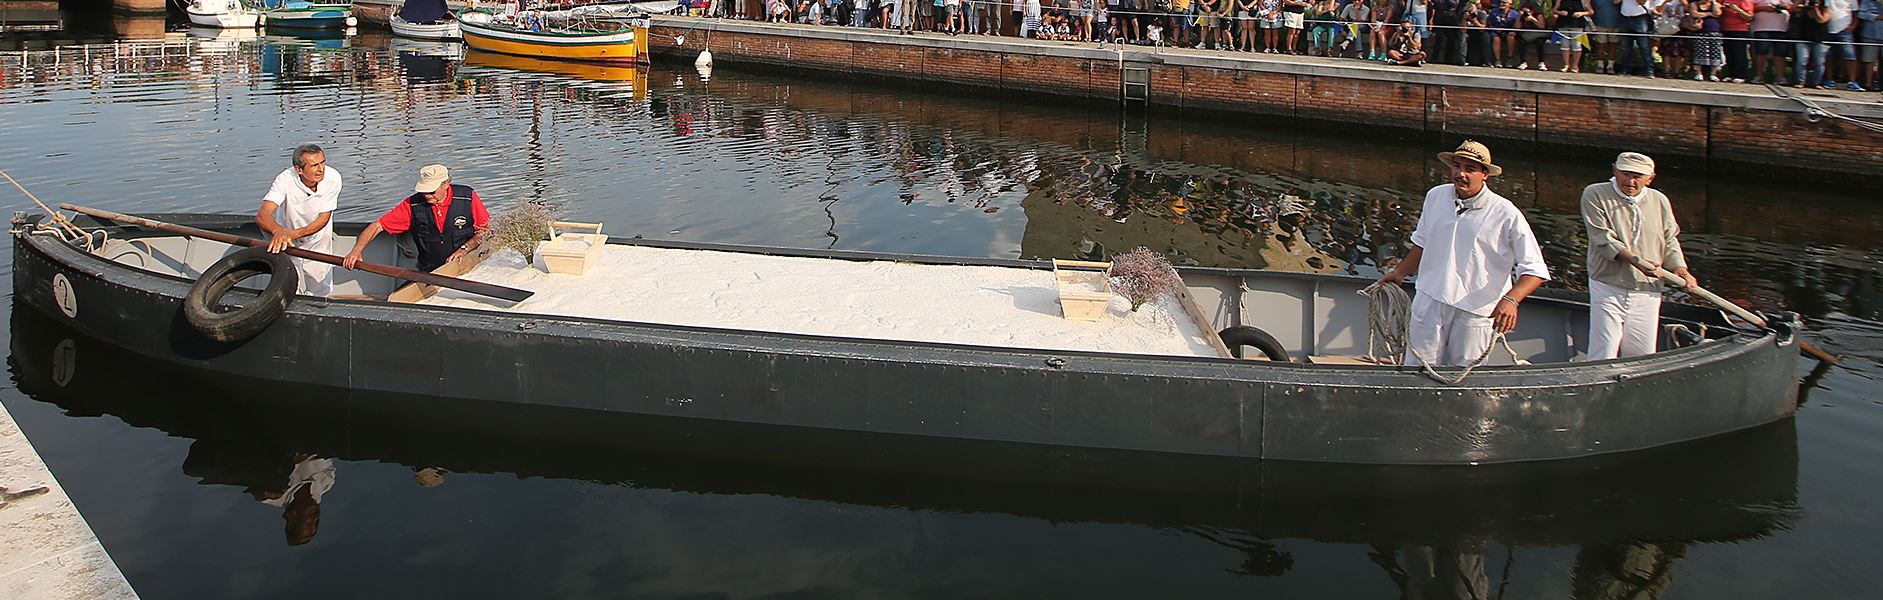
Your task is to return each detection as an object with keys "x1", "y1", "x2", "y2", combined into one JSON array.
[
  {"x1": 459, "y1": 20, "x2": 647, "y2": 64},
  {"x1": 186, "y1": 9, "x2": 262, "y2": 28},
  {"x1": 390, "y1": 16, "x2": 460, "y2": 40},
  {"x1": 10, "y1": 214, "x2": 1803, "y2": 465},
  {"x1": 8, "y1": 300, "x2": 1800, "y2": 547},
  {"x1": 265, "y1": 7, "x2": 353, "y2": 29}
]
